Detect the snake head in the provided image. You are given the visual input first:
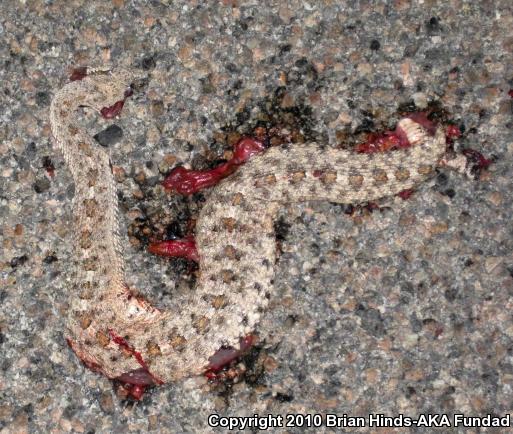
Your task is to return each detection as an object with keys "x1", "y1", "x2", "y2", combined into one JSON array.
[{"x1": 70, "y1": 65, "x2": 147, "y2": 118}]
